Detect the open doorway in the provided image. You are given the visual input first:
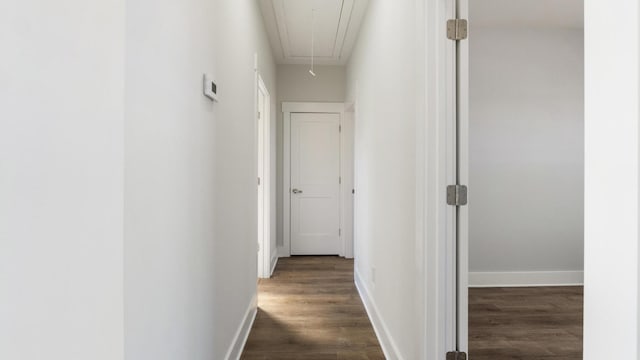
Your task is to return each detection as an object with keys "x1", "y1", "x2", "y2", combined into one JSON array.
[{"x1": 459, "y1": 0, "x2": 585, "y2": 358}]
